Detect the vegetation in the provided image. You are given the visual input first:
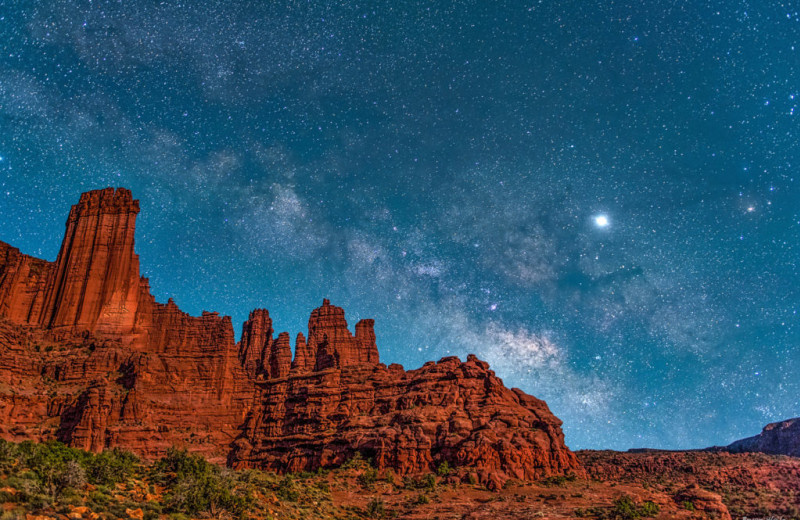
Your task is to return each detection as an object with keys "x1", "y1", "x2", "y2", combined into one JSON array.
[
  {"x1": 357, "y1": 467, "x2": 378, "y2": 489},
  {"x1": 541, "y1": 473, "x2": 578, "y2": 487},
  {"x1": 0, "y1": 439, "x2": 348, "y2": 519},
  {"x1": 402, "y1": 473, "x2": 436, "y2": 491},
  {"x1": 581, "y1": 495, "x2": 661, "y2": 520},
  {"x1": 152, "y1": 448, "x2": 250, "y2": 517},
  {"x1": 365, "y1": 497, "x2": 385, "y2": 518},
  {"x1": 6, "y1": 439, "x2": 781, "y2": 520}
]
